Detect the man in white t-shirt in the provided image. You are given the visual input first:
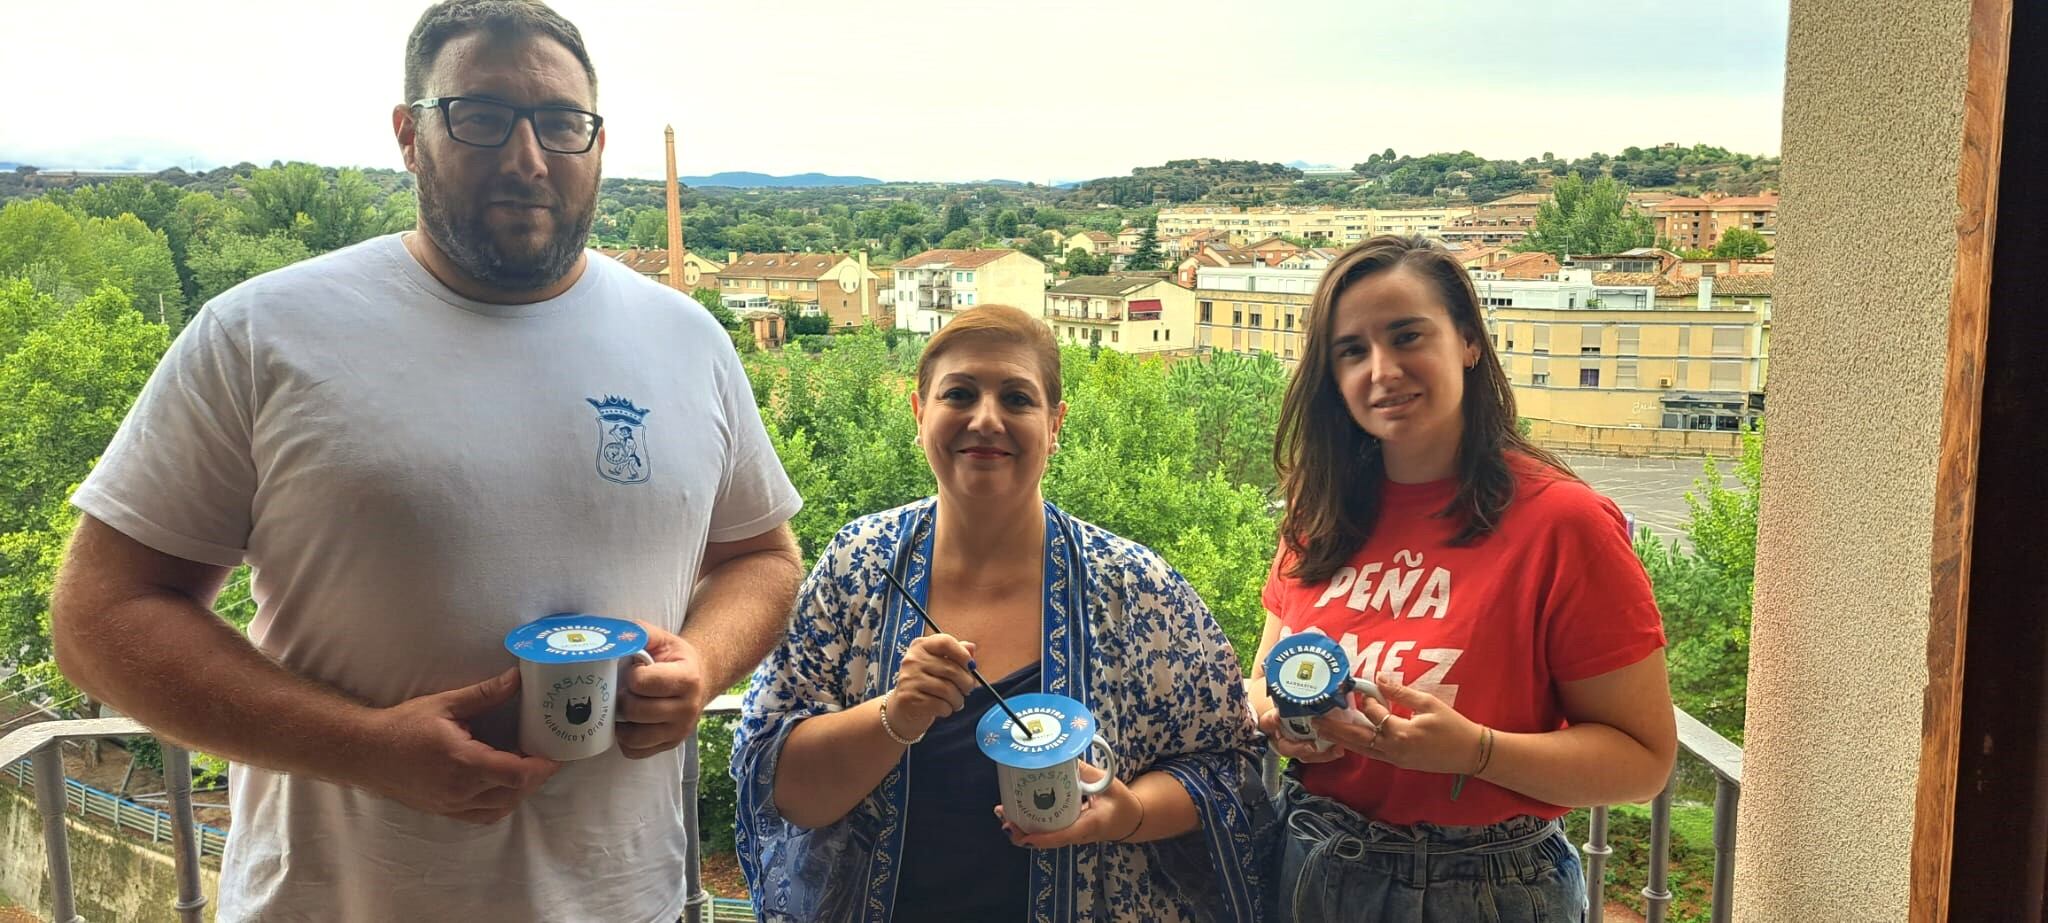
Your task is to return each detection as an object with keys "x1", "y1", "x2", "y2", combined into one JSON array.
[{"x1": 48, "y1": 2, "x2": 804, "y2": 920}]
